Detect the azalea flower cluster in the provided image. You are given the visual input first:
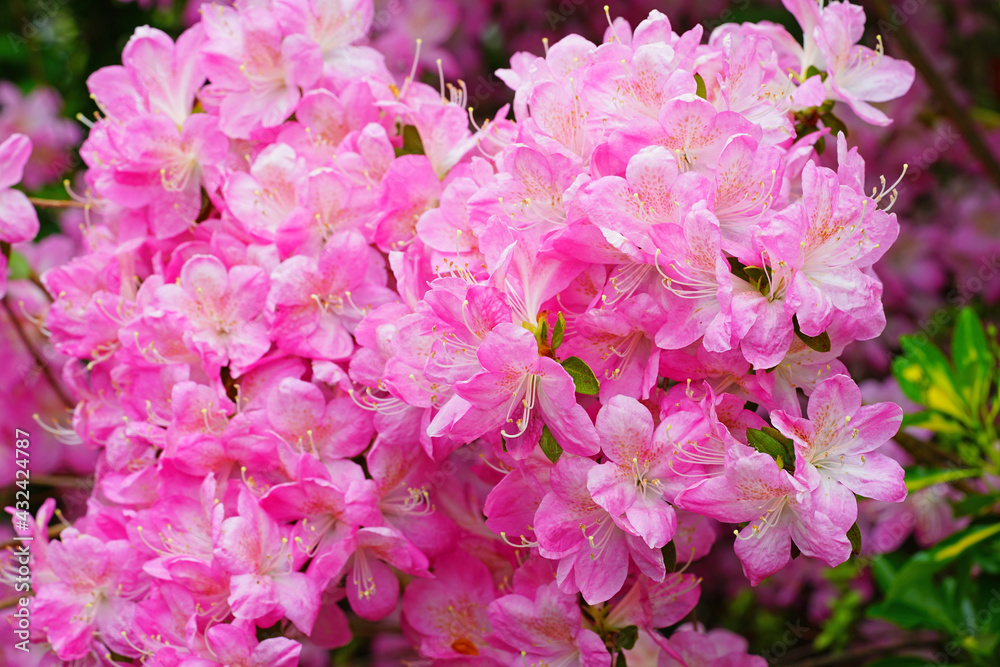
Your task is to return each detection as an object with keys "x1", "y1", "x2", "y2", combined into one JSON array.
[{"x1": 3, "y1": 0, "x2": 917, "y2": 664}]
